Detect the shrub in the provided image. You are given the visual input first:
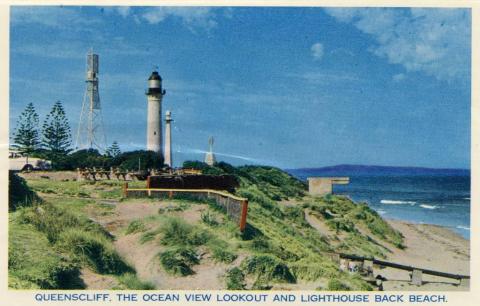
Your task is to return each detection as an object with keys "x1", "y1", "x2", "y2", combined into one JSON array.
[
  {"x1": 160, "y1": 218, "x2": 210, "y2": 246},
  {"x1": 211, "y1": 246, "x2": 237, "y2": 263},
  {"x1": 116, "y1": 273, "x2": 155, "y2": 290},
  {"x1": 225, "y1": 267, "x2": 246, "y2": 290},
  {"x1": 140, "y1": 230, "x2": 159, "y2": 244},
  {"x1": 9, "y1": 171, "x2": 41, "y2": 211},
  {"x1": 18, "y1": 204, "x2": 84, "y2": 243},
  {"x1": 283, "y1": 206, "x2": 309, "y2": 227},
  {"x1": 327, "y1": 278, "x2": 351, "y2": 291},
  {"x1": 201, "y1": 211, "x2": 219, "y2": 227},
  {"x1": 237, "y1": 186, "x2": 283, "y2": 217},
  {"x1": 250, "y1": 236, "x2": 271, "y2": 252},
  {"x1": 9, "y1": 221, "x2": 83, "y2": 289},
  {"x1": 159, "y1": 247, "x2": 199, "y2": 276},
  {"x1": 56, "y1": 229, "x2": 132, "y2": 274},
  {"x1": 241, "y1": 255, "x2": 296, "y2": 284},
  {"x1": 125, "y1": 220, "x2": 146, "y2": 235},
  {"x1": 326, "y1": 218, "x2": 356, "y2": 233}
]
